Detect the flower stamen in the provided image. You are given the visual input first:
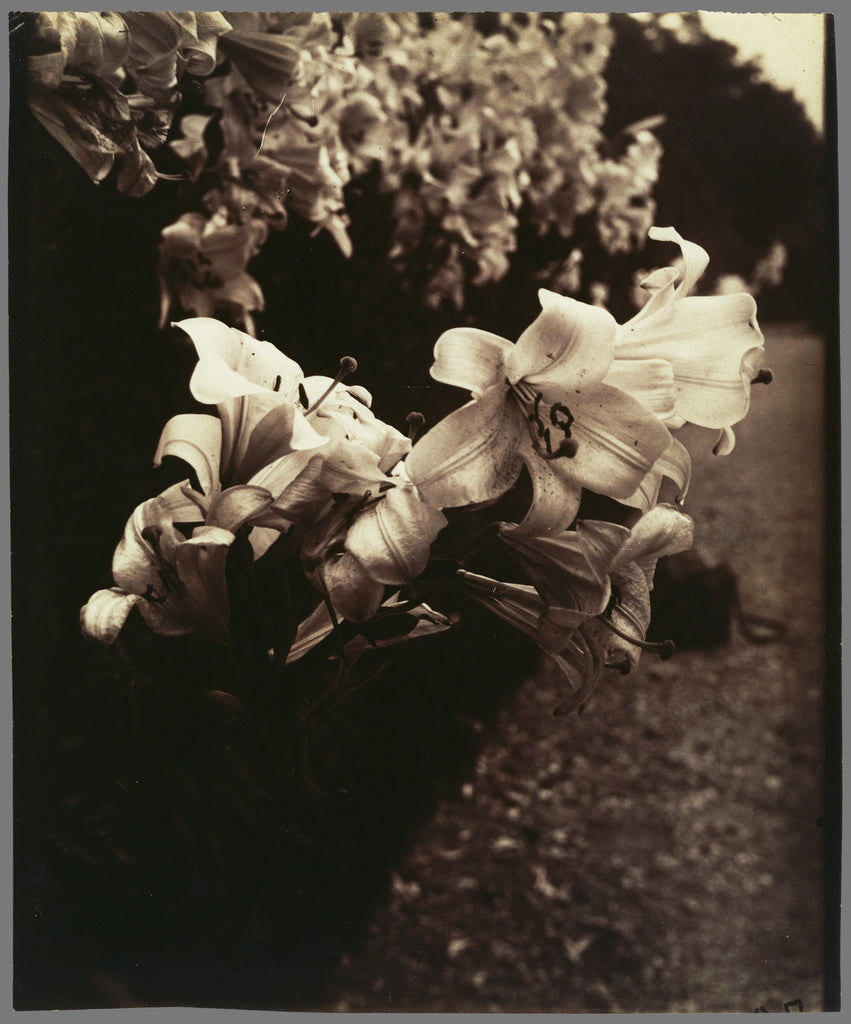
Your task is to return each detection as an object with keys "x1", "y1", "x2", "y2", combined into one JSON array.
[
  {"x1": 598, "y1": 611, "x2": 676, "y2": 660},
  {"x1": 507, "y1": 381, "x2": 578, "y2": 461},
  {"x1": 307, "y1": 356, "x2": 359, "y2": 414},
  {"x1": 141, "y1": 526, "x2": 182, "y2": 595}
]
